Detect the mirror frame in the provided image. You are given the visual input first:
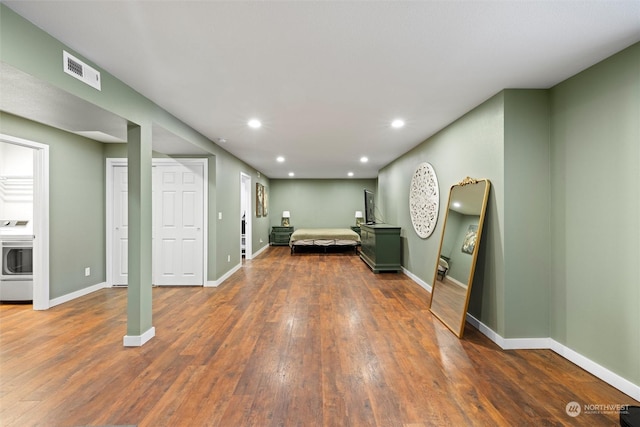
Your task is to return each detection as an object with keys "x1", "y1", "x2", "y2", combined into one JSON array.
[{"x1": 429, "y1": 177, "x2": 491, "y2": 337}]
